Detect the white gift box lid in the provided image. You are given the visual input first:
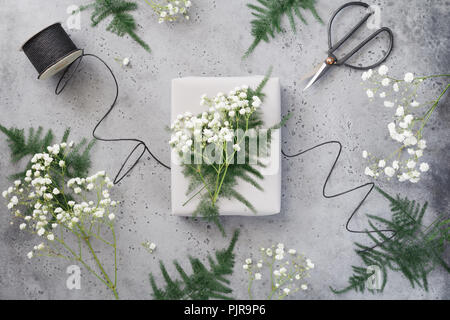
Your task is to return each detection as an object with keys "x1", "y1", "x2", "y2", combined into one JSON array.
[{"x1": 171, "y1": 76, "x2": 281, "y2": 216}]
